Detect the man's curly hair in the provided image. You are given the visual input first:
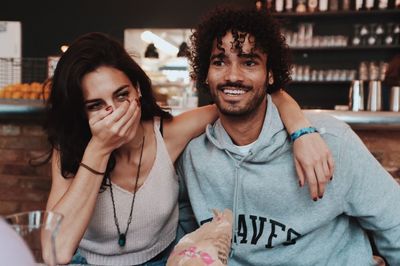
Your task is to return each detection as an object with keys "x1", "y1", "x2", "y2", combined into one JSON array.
[{"x1": 189, "y1": 6, "x2": 291, "y2": 94}]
